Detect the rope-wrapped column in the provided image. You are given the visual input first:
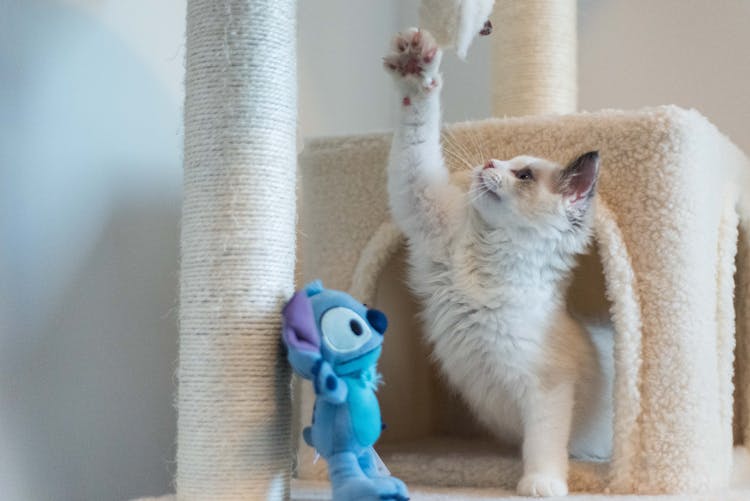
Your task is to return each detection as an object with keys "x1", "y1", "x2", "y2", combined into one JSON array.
[
  {"x1": 491, "y1": 0, "x2": 577, "y2": 117},
  {"x1": 178, "y1": 0, "x2": 296, "y2": 499}
]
